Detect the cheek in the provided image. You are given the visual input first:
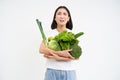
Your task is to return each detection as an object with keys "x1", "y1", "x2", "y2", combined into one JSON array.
[
  {"x1": 67, "y1": 17, "x2": 70, "y2": 21},
  {"x1": 55, "y1": 18, "x2": 59, "y2": 24},
  {"x1": 55, "y1": 17, "x2": 57, "y2": 22},
  {"x1": 55, "y1": 16, "x2": 61, "y2": 22},
  {"x1": 55, "y1": 16, "x2": 59, "y2": 20}
]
